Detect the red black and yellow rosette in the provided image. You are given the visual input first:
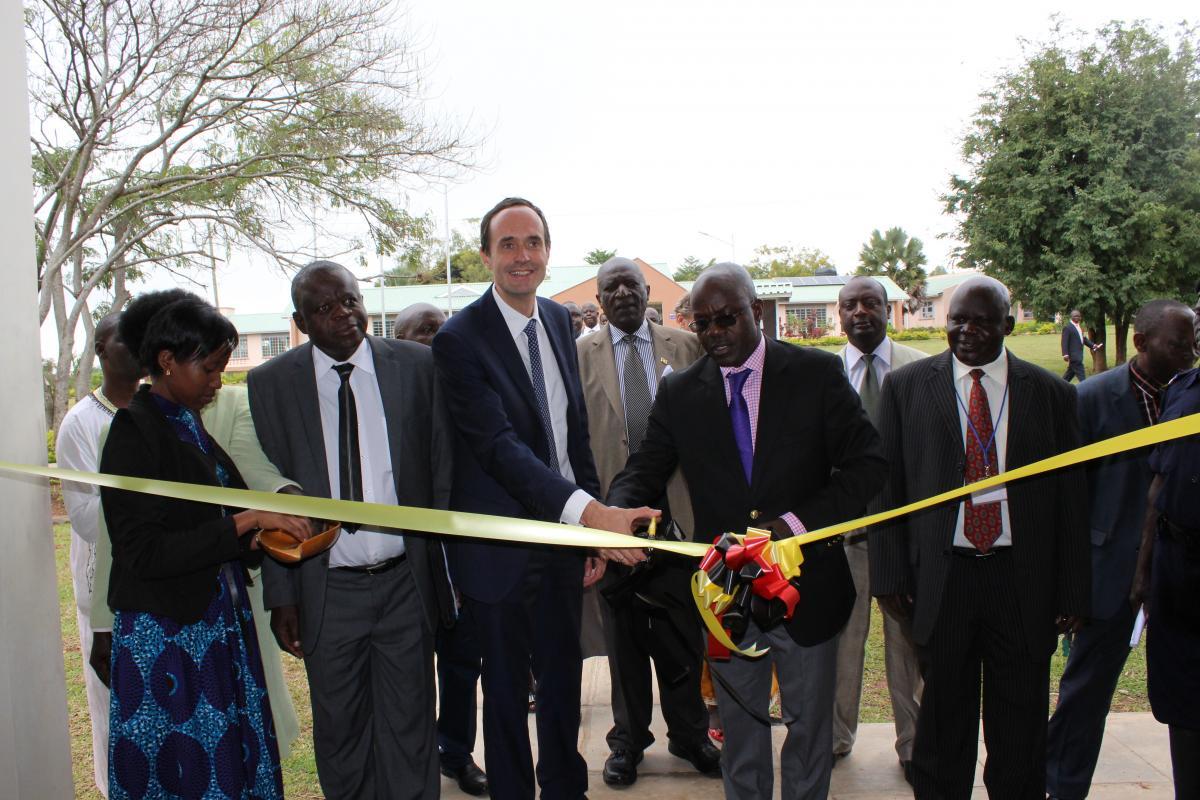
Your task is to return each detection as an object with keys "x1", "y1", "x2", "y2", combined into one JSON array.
[{"x1": 692, "y1": 527, "x2": 807, "y2": 658}]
